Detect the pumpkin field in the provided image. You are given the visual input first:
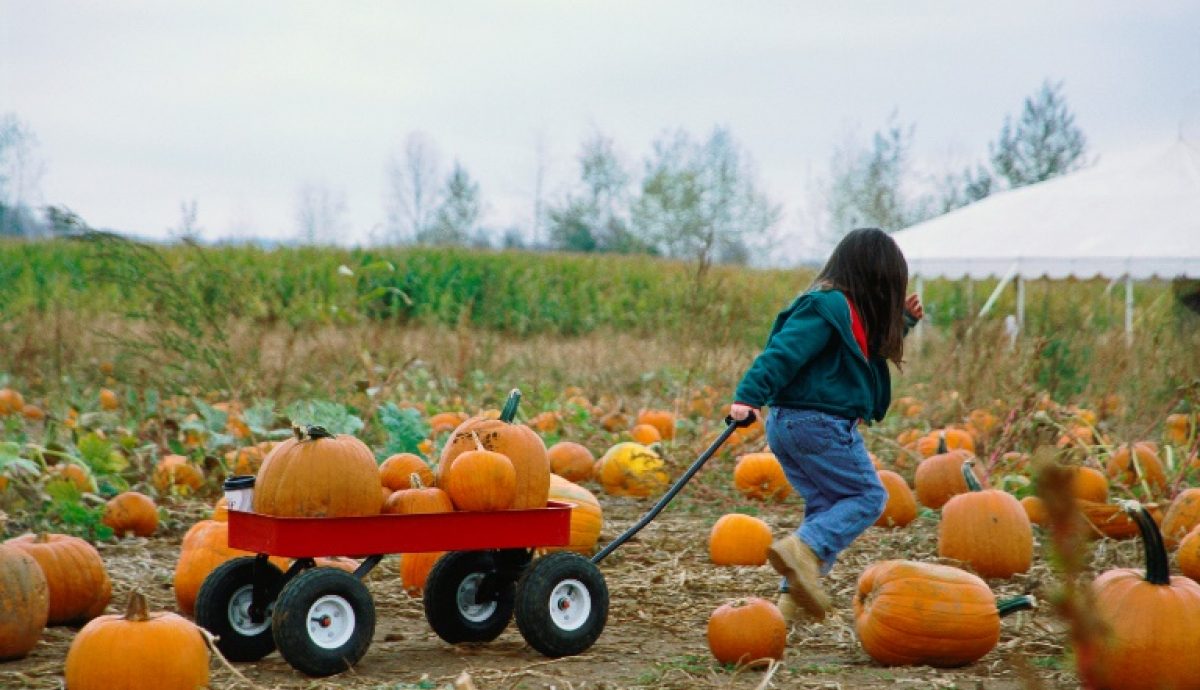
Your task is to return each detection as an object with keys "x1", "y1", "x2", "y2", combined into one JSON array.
[{"x1": 2, "y1": 239, "x2": 1200, "y2": 689}]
